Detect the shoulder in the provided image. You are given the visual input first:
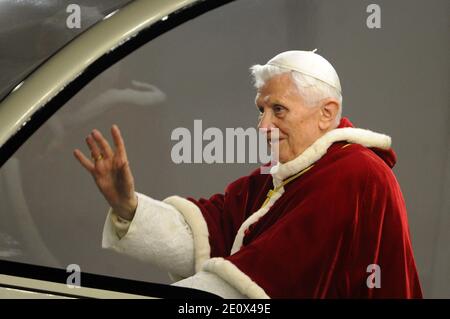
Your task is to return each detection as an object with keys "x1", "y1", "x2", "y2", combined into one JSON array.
[{"x1": 327, "y1": 143, "x2": 397, "y2": 186}]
